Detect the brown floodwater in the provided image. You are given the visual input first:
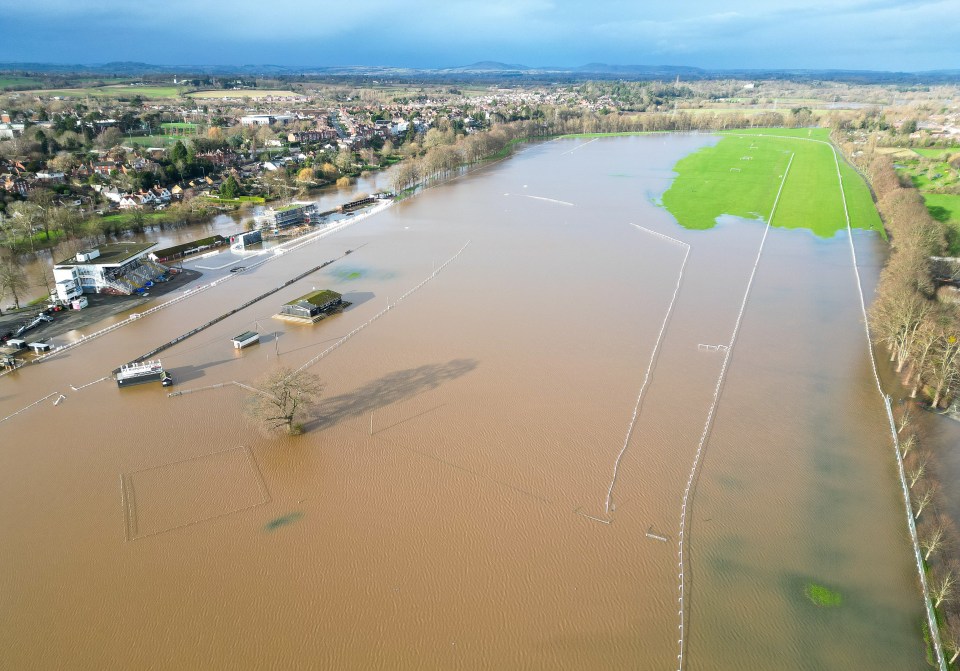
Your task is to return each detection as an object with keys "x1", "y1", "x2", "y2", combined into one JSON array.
[{"x1": 0, "y1": 136, "x2": 926, "y2": 669}]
